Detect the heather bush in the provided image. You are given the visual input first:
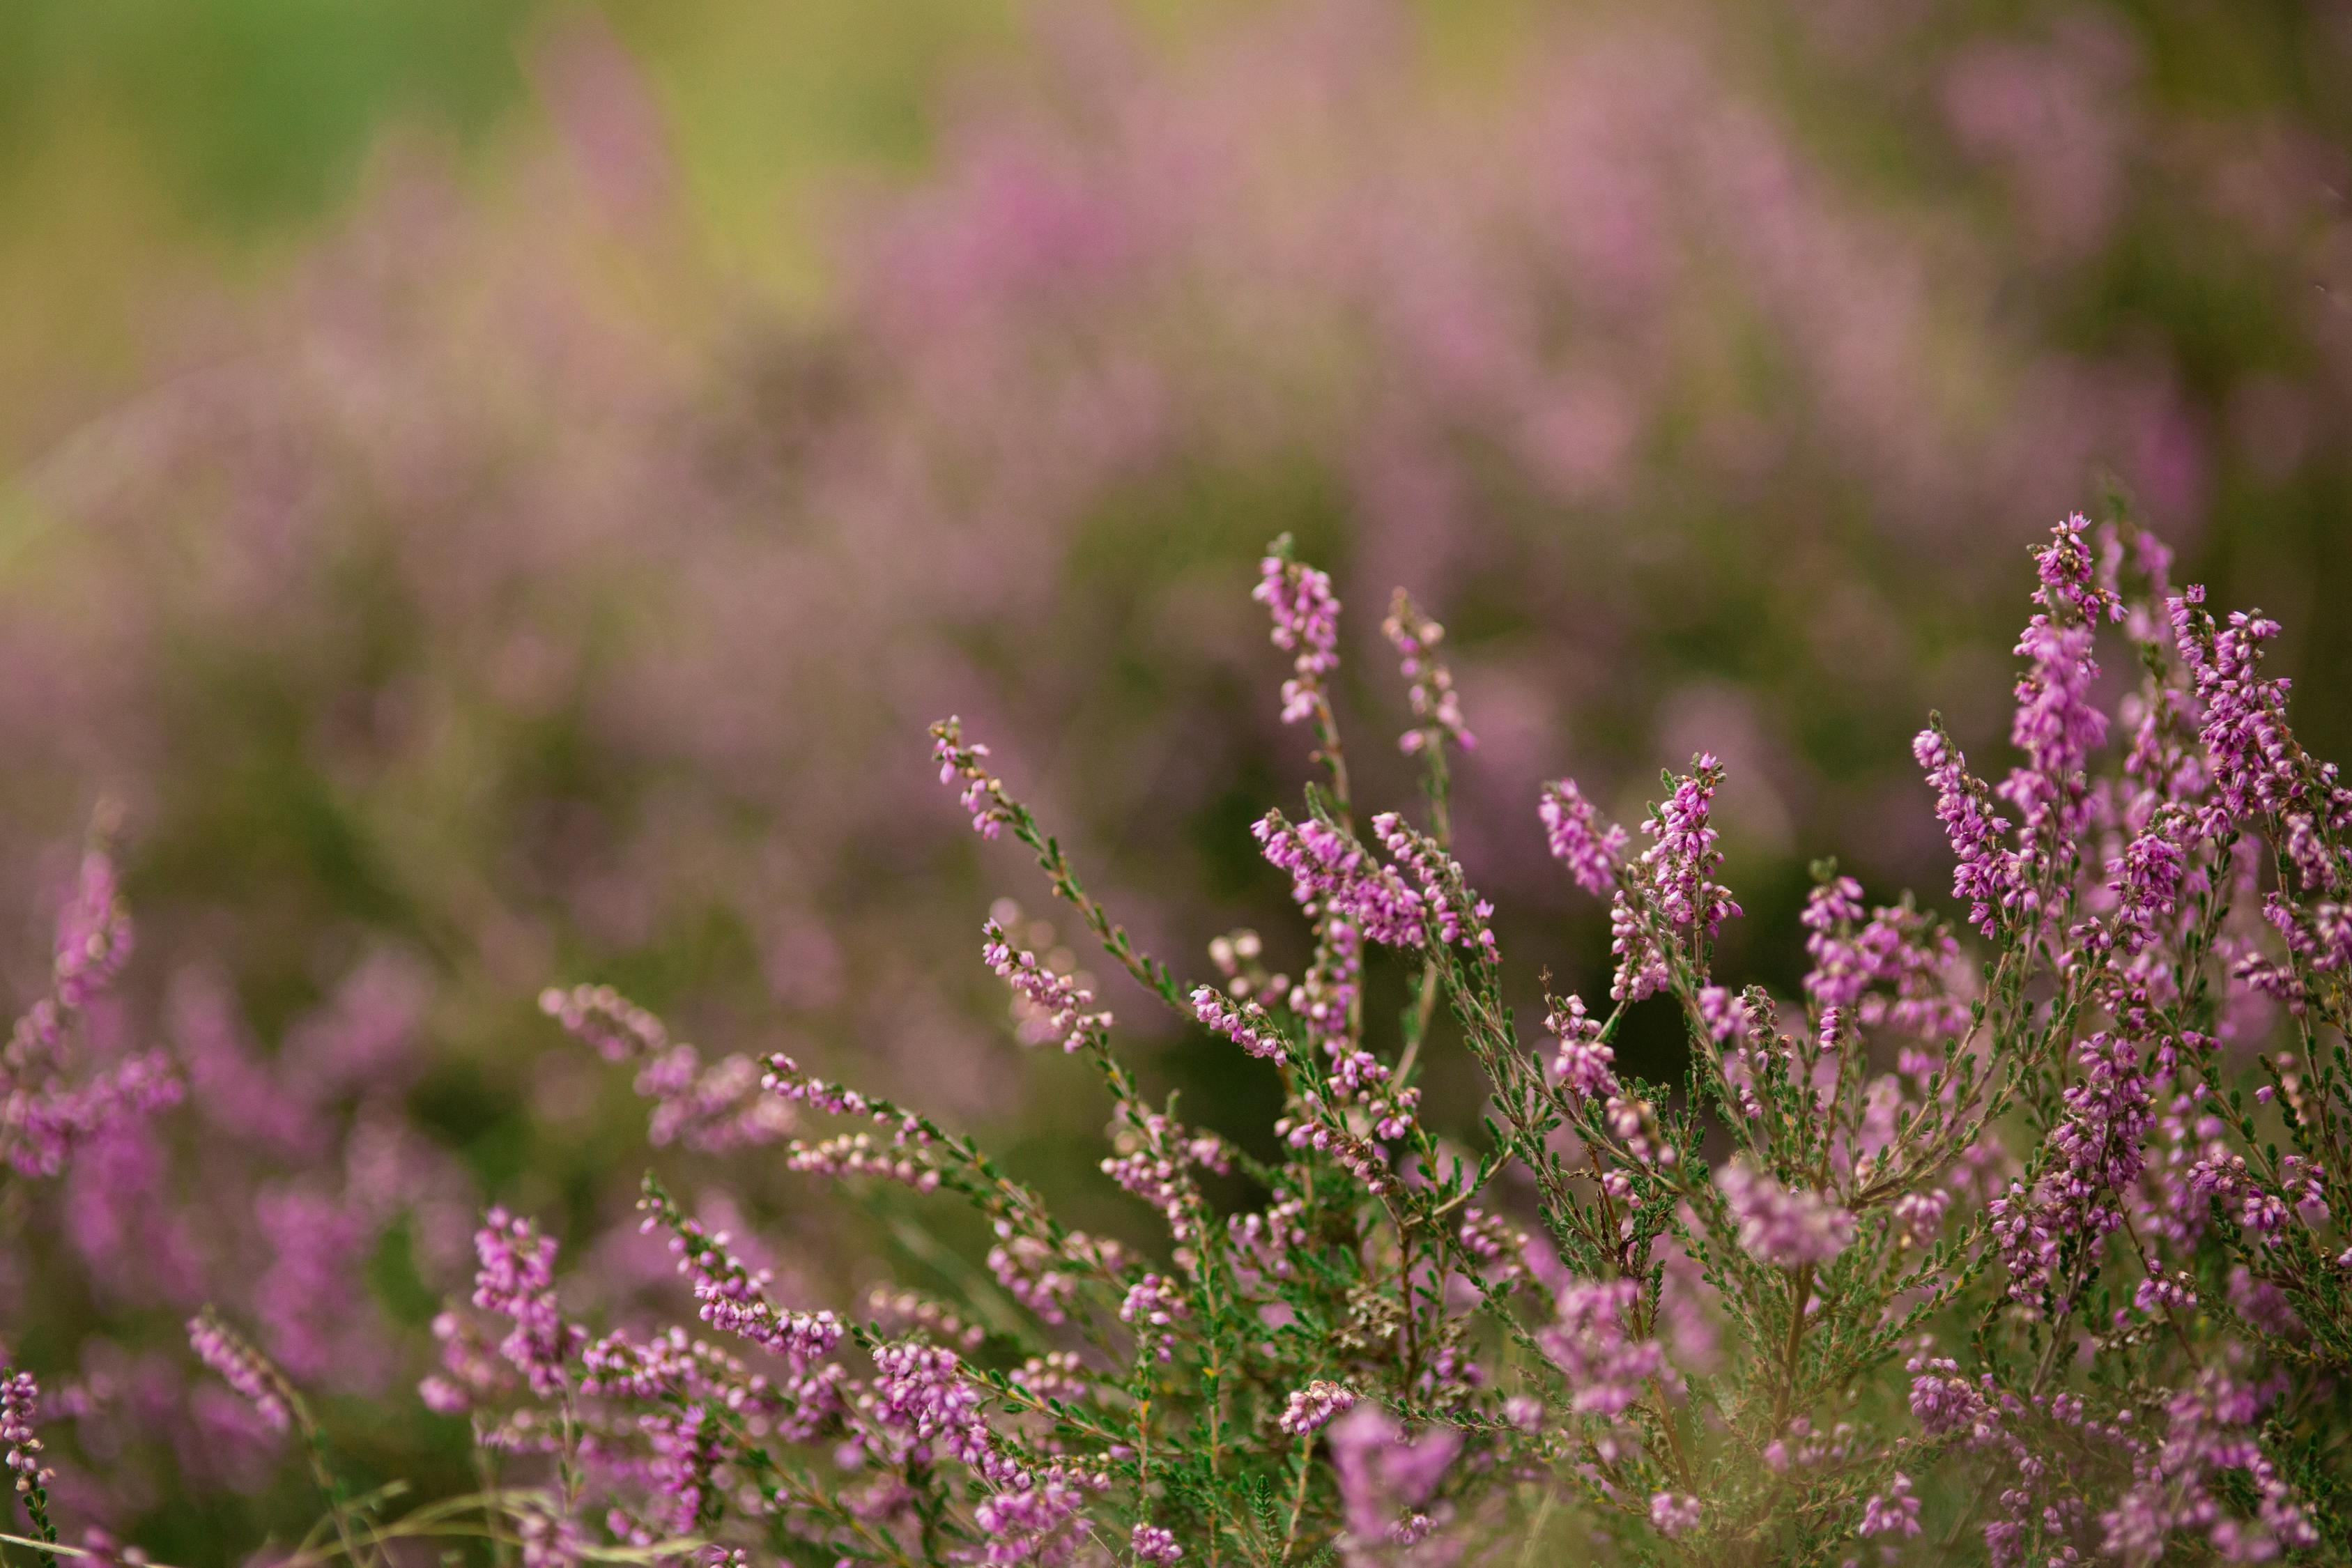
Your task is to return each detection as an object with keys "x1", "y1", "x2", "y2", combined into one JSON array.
[
  {"x1": 6, "y1": 2, "x2": 2352, "y2": 1555},
  {"x1": 8, "y1": 516, "x2": 2338, "y2": 1563}
]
